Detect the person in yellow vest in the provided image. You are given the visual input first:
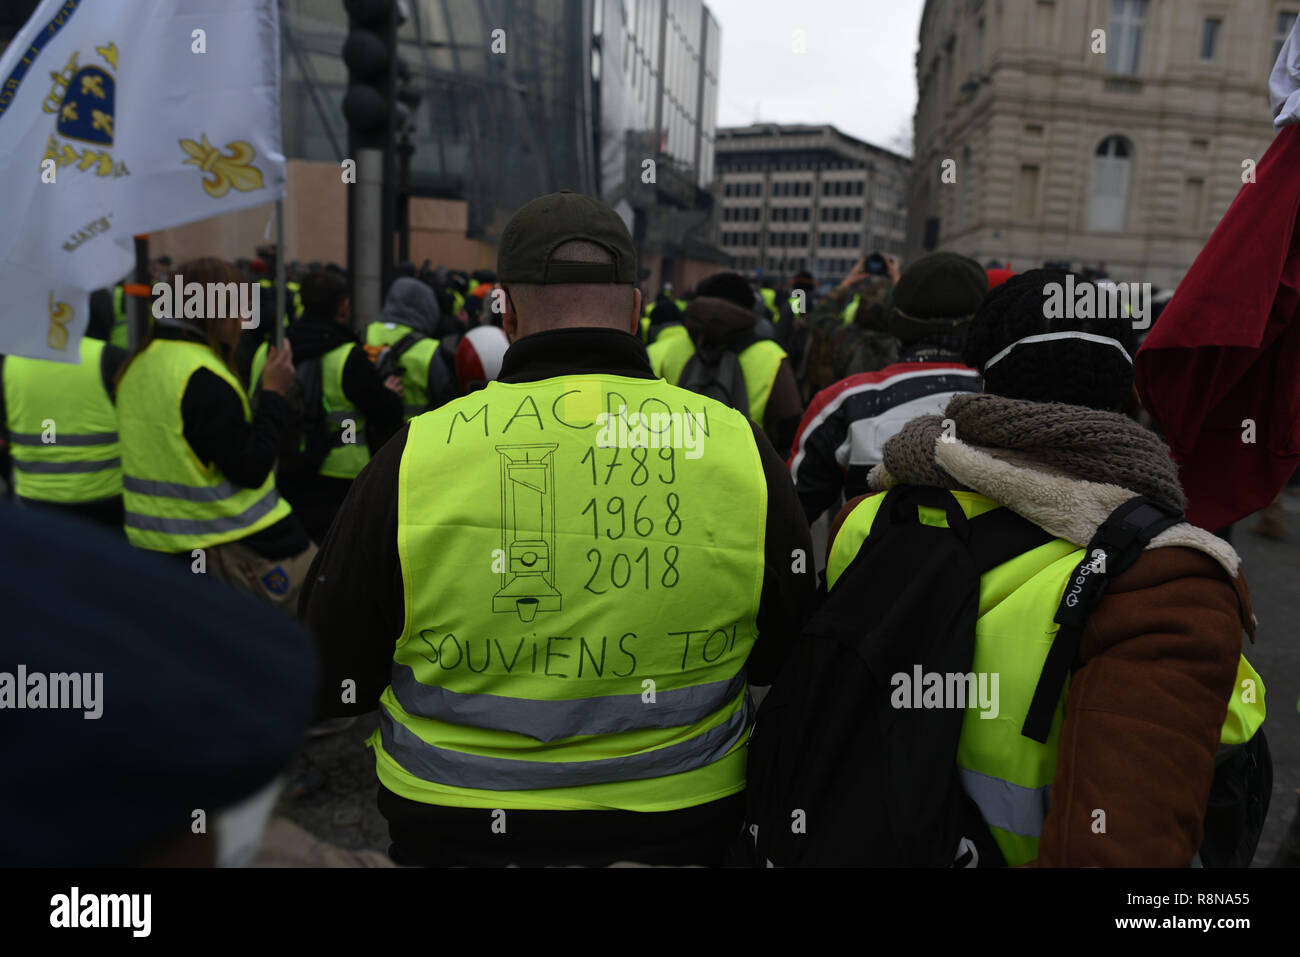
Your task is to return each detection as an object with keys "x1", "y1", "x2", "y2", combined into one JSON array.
[
  {"x1": 115, "y1": 257, "x2": 317, "y2": 611},
  {"x1": 363, "y1": 276, "x2": 462, "y2": 420},
  {"x1": 757, "y1": 282, "x2": 778, "y2": 320},
  {"x1": 648, "y1": 271, "x2": 805, "y2": 458},
  {"x1": 301, "y1": 190, "x2": 817, "y2": 867},
  {"x1": 1, "y1": 332, "x2": 127, "y2": 530},
  {"x1": 824, "y1": 269, "x2": 1268, "y2": 866},
  {"x1": 644, "y1": 299, "x2": 685, "y2": 345},
  {"x1": 250, "y1": 270, "x2": 405, "y2": 544}
]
